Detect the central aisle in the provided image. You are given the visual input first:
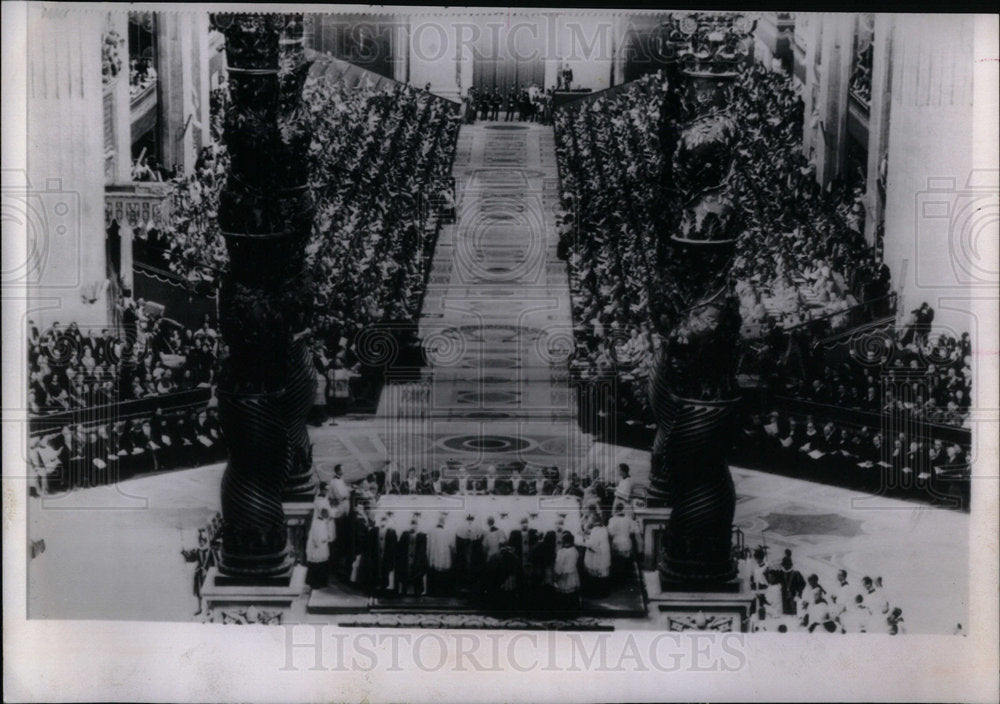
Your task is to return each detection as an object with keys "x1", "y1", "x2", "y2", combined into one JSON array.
[{"x1": 377, "y1": 122, "x2": 602, "y2": 475}]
